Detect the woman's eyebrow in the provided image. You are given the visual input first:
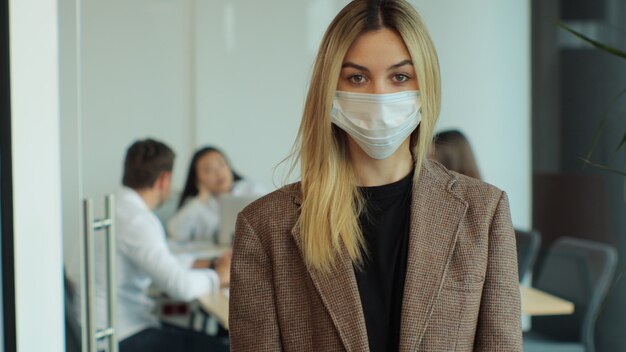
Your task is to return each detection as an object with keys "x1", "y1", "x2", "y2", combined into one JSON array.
[
  {"x1": 341, "y1": 59, "x2": 413, "y2": 72},
  {"x1": 341, "y1": 62, "x2": 369, "y2": 72},
  {"x1": 388, "y1": 59, "x2": 413, "y2": 70}
]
